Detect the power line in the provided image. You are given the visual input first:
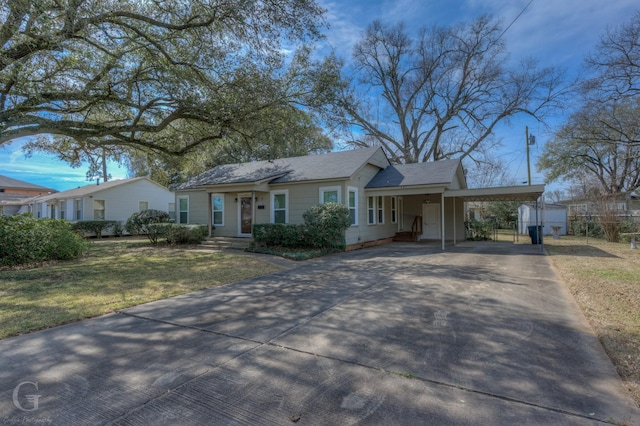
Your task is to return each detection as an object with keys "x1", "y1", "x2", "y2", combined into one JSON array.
[{"x1": 497, "y1": 0, "x2": 535, "y2": 41}]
